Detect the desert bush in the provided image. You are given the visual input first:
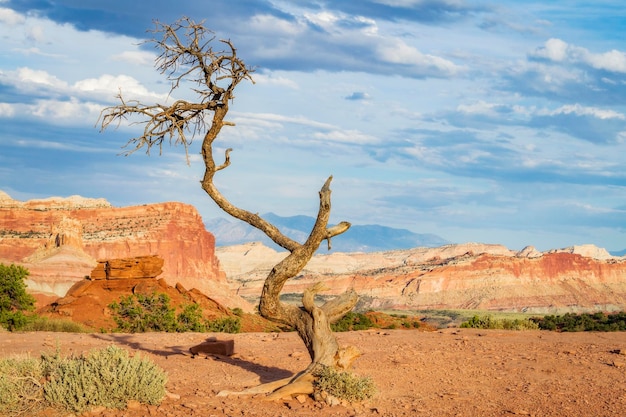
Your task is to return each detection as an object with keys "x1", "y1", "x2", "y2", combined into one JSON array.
[
  {"x1": 460, "y1": 315, "x2": 539, "y2": 330},
  {"x1": 0, "y1": 263, "x2": 36, "y2": 331},
  {"x1": 109, "y1": 293, "x2": 178, "y2": 332},
  {"x1": 314, "y1": 365, "x2": 376, "y2": 403},
  {"x1": 331, "y1": 312, "x2": 377, "y2": 332},
  {"x1": 0, "y1": 356, "x2": 43, "y2": 416},
  {"x1": 533, "y1": 311, "x2": 626, "y2": 332},
  {"x1": 41, "y1": 346, "x2": 167, "y2": 413},
  {"x1": 109, "y1": 292, "x2": 241, "y2": 333},
  {"x1": 1, "y1": 346, "x2": 166, "y2": 415},
  {"x1": 176, "y1": 303, "x2": 208, "y2": 332},
  {"x1": 206, "y1": 316, "x2": 241, "y2": 333},
  {"x1": 21, "y1": 316, "x2": 89, "y2": 333}
]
